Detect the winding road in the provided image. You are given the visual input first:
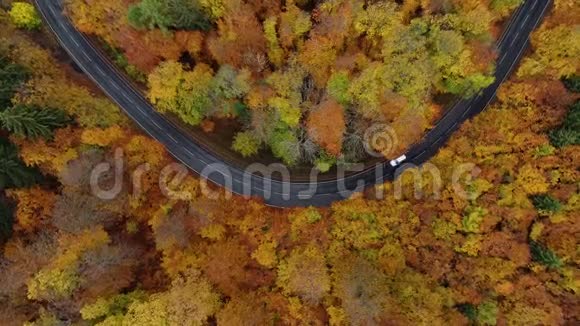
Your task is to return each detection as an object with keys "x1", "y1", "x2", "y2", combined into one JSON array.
[{"x1": 35, "y1": 0, "x2": 551, "y2": 207}]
